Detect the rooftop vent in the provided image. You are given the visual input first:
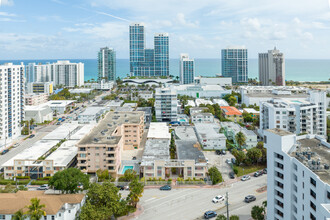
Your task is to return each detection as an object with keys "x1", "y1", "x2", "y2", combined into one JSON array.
[{"x1": 94, "y1": 138, "x2": 99, "y2": 142}]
